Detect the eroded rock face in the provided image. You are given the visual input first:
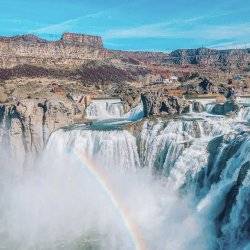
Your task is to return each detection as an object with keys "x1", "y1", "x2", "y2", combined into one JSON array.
[
  {"x1": 61, "y1": 33, "x2": 103, "y2": 48},
  {"x1": 0, "y1": 99, "x2": 85, "y2": 167},
  {"x1": 106, "y1": 83, "x2": 141, "y2": 112},
  {"x1": 0, "y1": 92, "x2": 8, "y2": 103},
  {"x1": 192, "y1": 101, "x2": 205, "y2": 112},
  {"x1": 0, "y1": 33, "x2": 105, "y2": 68},
  {"x1": 141, "y1": 91, "x2": 189, "y2": 117}
]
